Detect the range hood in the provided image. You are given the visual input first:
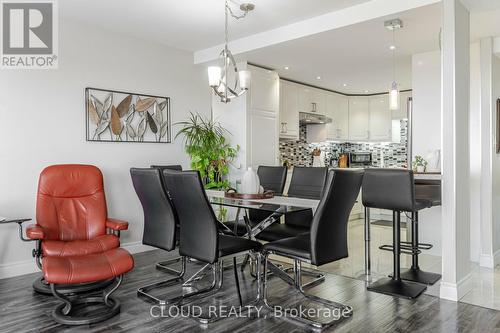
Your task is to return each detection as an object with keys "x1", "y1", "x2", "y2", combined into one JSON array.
[{"x1": 299, "y1": 112, "x2": 332, "y2": 125}]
